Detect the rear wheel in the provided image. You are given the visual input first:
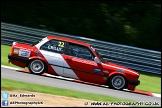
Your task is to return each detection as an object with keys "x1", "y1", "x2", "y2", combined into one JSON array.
[
  {"x1": 28, "y1": 60, "x2": 46, "y2": 75},
  {"x1": 108, "y1": 75, "x2": 126, "y2": 90}
]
